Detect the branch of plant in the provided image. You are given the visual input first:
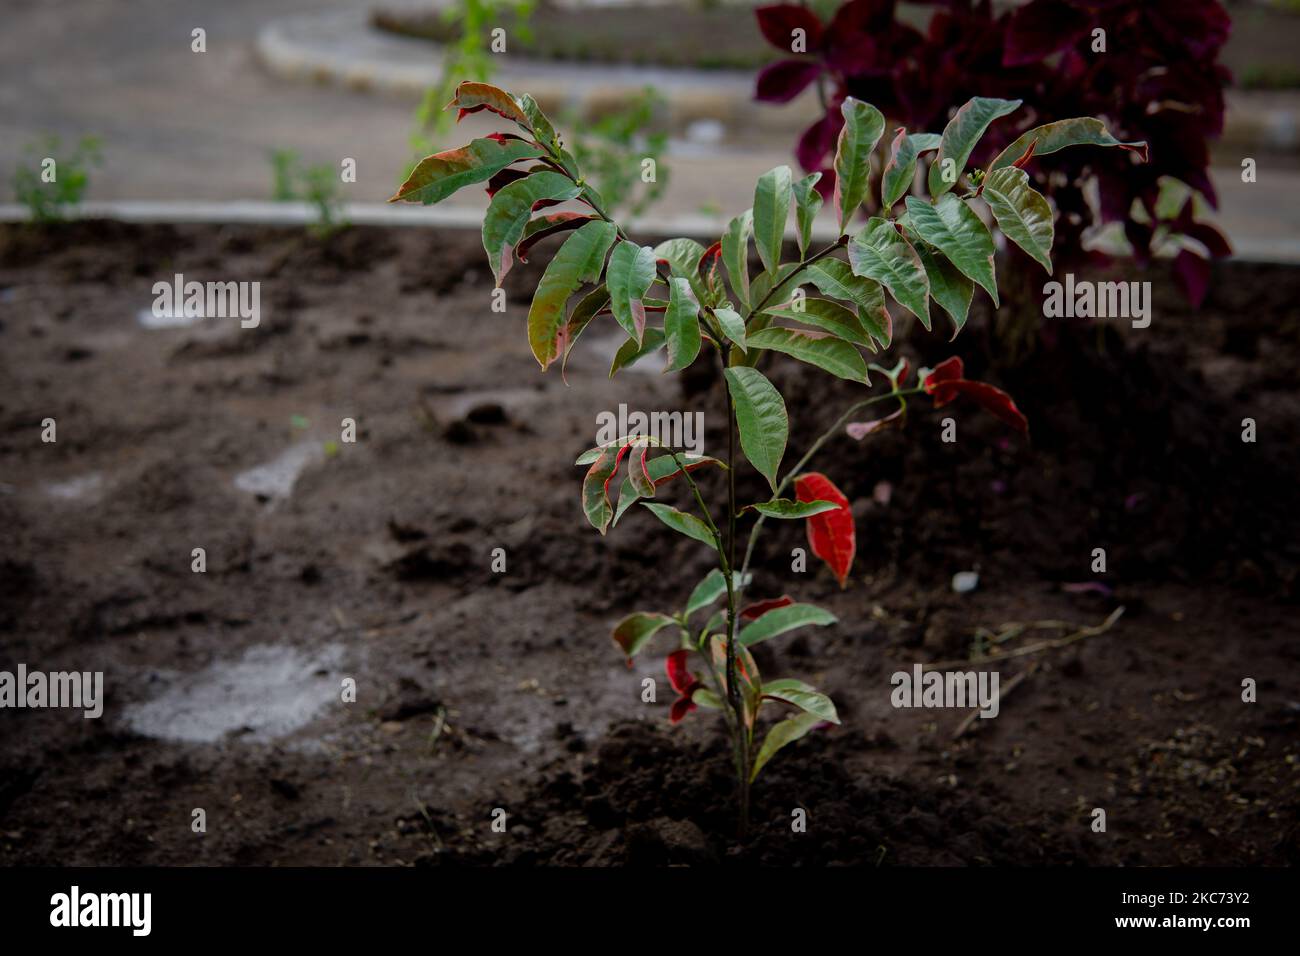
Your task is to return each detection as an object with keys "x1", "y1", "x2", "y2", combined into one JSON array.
[{"x1": 745, "y1": 236, "x2": 849, "y2": 323}]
